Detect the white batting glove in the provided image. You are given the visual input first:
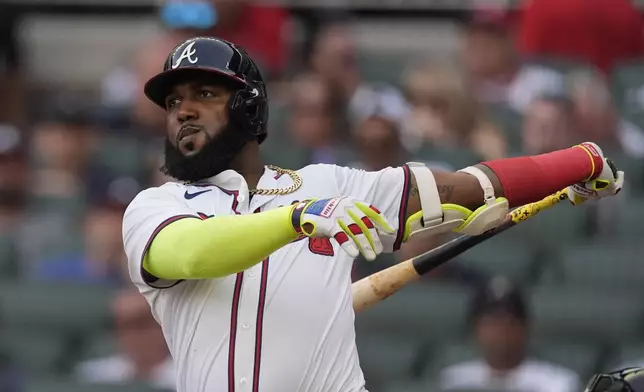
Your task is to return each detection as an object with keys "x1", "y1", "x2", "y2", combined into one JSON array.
[
  {"x1": 566, "y1": 142, "x2": 625, "y2": 206},
  {"x1": 290, "y1": 197, "x2": 395, "y2": 261}
]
